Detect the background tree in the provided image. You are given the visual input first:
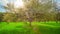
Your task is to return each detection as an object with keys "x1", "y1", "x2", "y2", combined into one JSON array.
[
  {"x1": 0, "y1": 12, "x2": 4, "y2": 22},
  {"x1": 2, "y1": 0, "x2": 57, "y2": 23}
]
